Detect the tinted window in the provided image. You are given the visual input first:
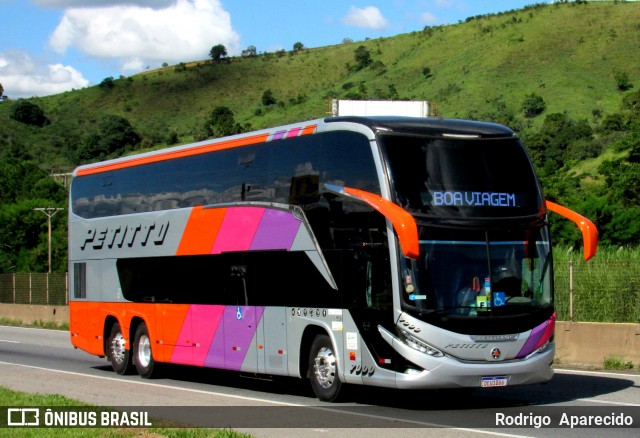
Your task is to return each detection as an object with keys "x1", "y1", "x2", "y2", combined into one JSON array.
[
  {"x1": 72, "y1": 131, "x2": 379, "y2": 219},
  {"x1": 381, "y1": 134, "x2": 542, "y2": 218}
]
